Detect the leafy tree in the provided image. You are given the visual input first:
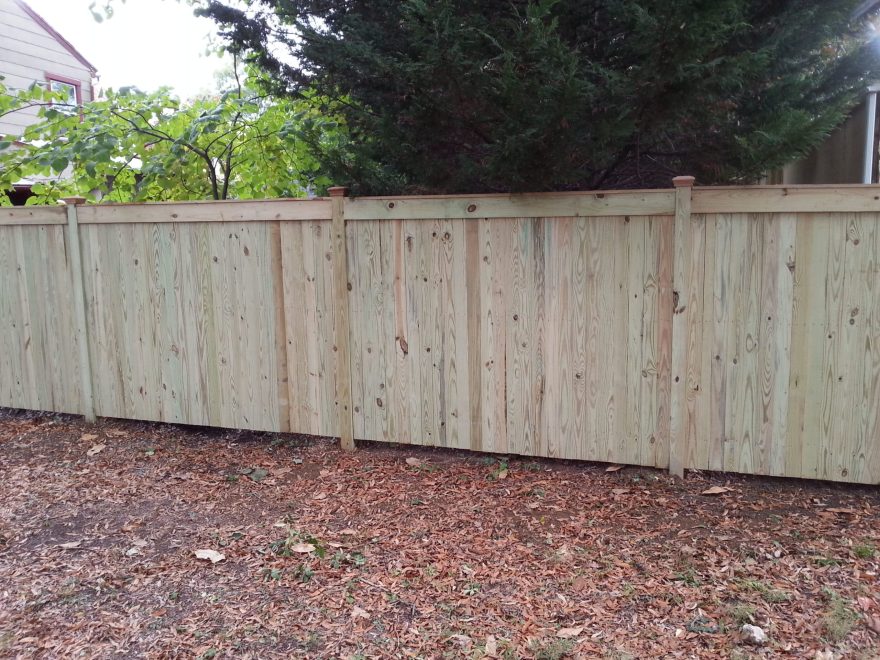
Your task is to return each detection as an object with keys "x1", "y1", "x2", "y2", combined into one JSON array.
[
  {"x1": 192, "y1": 0, "x2": 880, "y2": 193},
  {"x1": 0, "y1": 66, "x2": 339, "y2": 205}
]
